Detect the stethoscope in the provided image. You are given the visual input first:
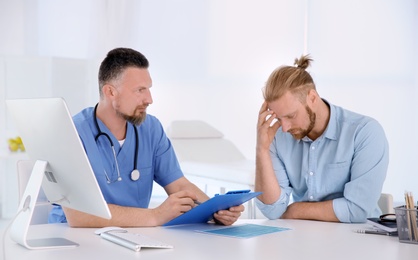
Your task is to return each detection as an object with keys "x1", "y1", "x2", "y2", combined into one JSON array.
[{"x1": 93, "y1": 104, "x2": 141, "y2": 183}]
